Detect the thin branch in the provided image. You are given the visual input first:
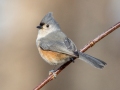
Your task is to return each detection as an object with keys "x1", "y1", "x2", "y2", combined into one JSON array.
[{"x1": 34, "y1": 22, "x2": 120, "y2": 90}]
